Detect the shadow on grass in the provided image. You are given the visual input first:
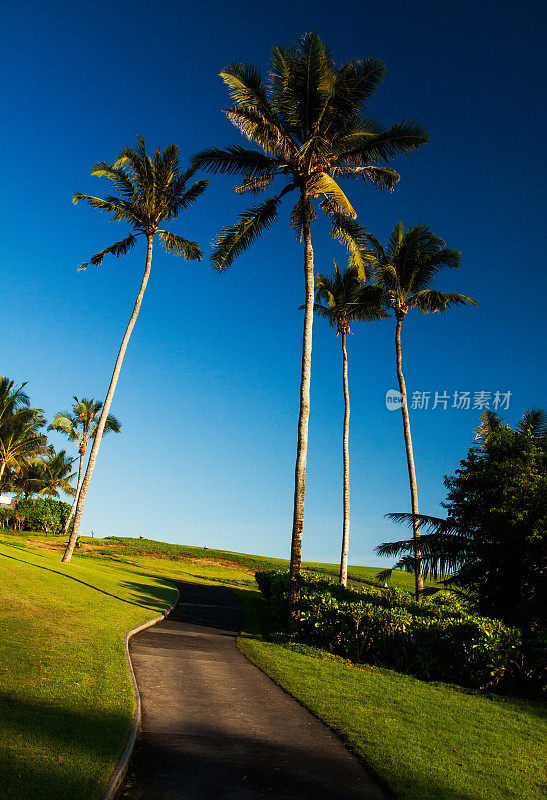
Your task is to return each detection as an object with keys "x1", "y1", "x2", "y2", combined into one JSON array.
[
  {"x1": 0, "y1": 690, "x2": 129, "y2": 800},
  {"x1": 118, "y1": 578, "x2": 176, "y2": 610},
  {"x1": 0, "y1": 551, "x2": 162, "y2": 610}
]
